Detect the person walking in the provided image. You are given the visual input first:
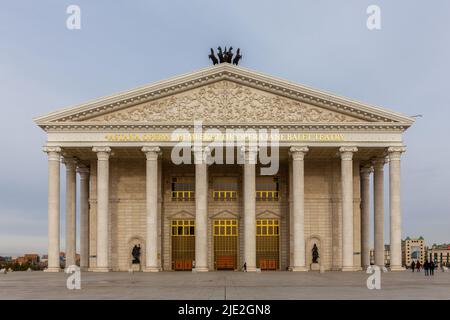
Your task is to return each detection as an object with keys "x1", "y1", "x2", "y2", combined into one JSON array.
[
  {"x1": 411, "y1": 261, "x2": 416, "y2": 272},
  {"x1": 424, "y1": 260, "x2": 429, "y2": 276},
  {"x1": 416, "y1": 261, "x2": 421, "y2": 272},
  {"x1": 243, "y1": 262, "x2": 247, "y2": 272},
  {"x1": 430, "y1": 261, "x2": 435, "y2": 276}
]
